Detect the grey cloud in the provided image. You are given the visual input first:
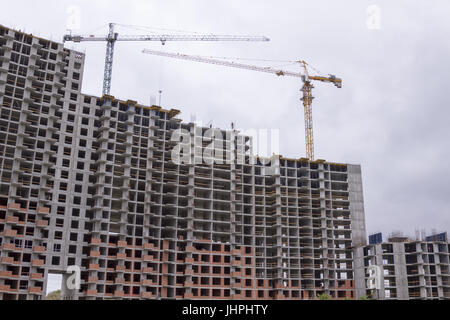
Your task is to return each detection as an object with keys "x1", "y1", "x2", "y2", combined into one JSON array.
[{"x1": 1, "y1": 0, "x2": 449, "y2": 238}]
